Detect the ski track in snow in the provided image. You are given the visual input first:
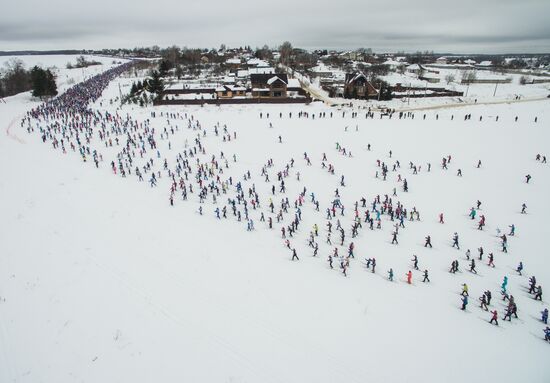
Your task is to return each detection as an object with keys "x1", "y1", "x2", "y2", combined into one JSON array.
[
  {"x1": 0, "y1": 309, "x2": 17, "y2": 382},
  {"x1": 84, "y1": 252, "x2": 284, "y2": 383}
]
